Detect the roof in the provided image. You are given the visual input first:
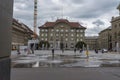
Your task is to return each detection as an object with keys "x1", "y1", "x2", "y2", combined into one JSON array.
[
  {"x1": 99, "y1": 26, "x2": 111, "y2": 34},
  {"x1": 85, "y1": 36, "x2": 98, "y2": 40},
  {"x1": 117, "y1": 3, "x2": 120, "y2": 10},
  {"x1": 39, "y1": 19, "x2": 86, "y2": 29},
  {"x1": 12, "y1": 18, "x2": 34, "y2": 34}
]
